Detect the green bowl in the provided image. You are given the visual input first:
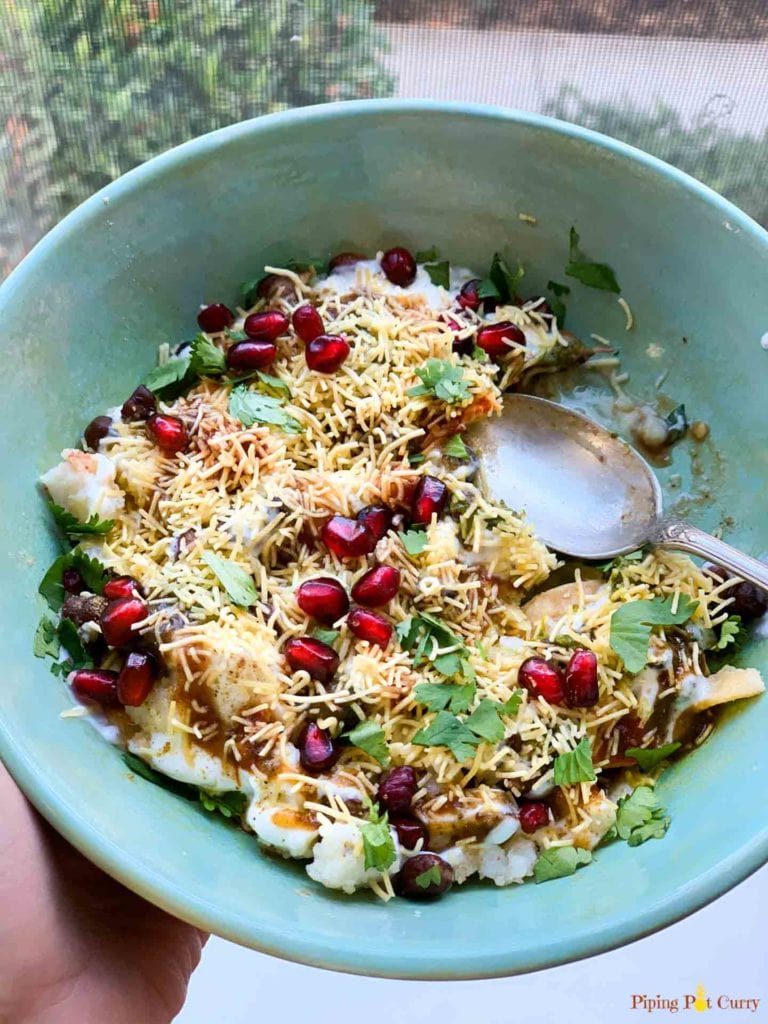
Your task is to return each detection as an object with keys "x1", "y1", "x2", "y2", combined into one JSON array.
[{"x1": 1, "y1": 100, "x2": 767, "y2": 979}]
